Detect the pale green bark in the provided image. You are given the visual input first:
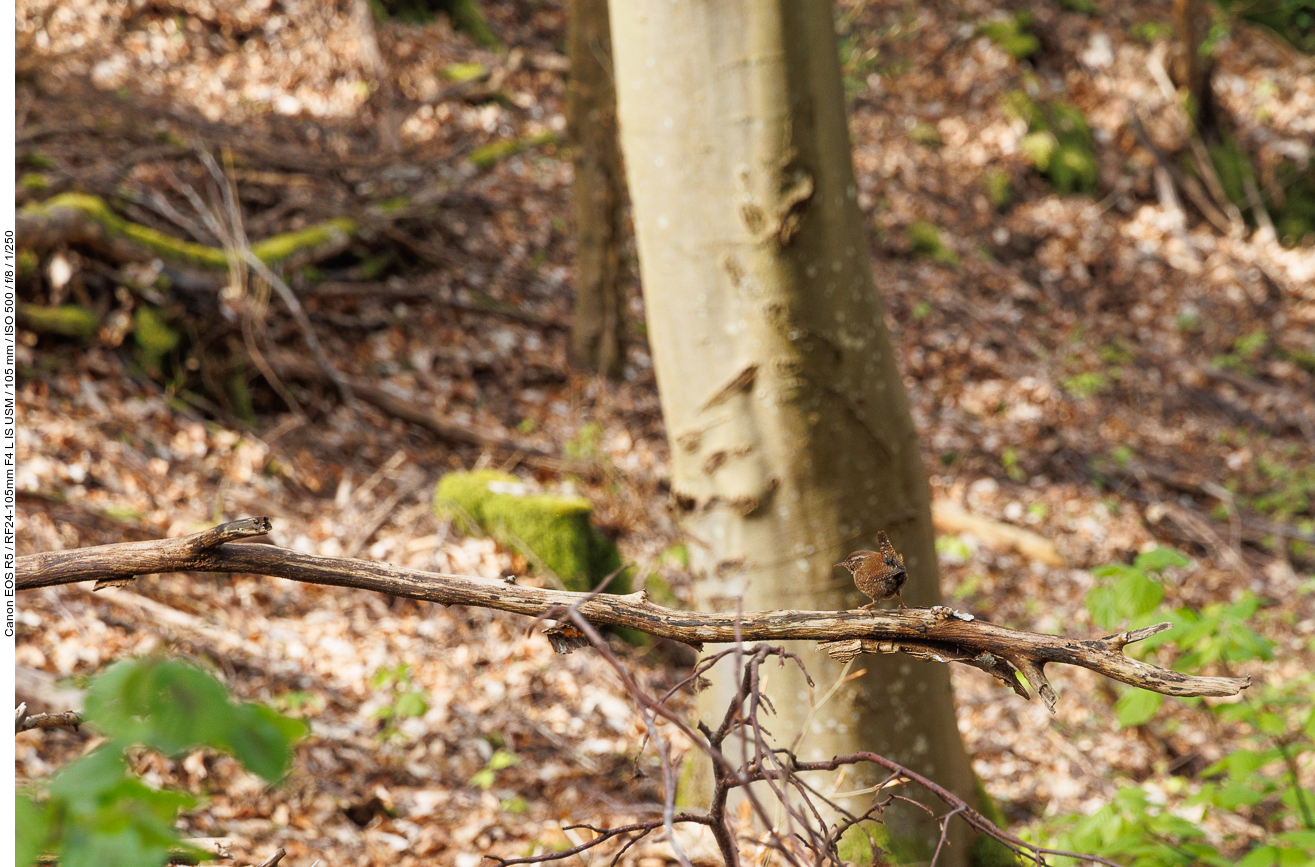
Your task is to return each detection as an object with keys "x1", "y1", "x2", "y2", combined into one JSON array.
[{"x1": 608, "y1": 1, "x2": 977, "y2": 861}]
